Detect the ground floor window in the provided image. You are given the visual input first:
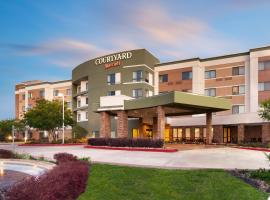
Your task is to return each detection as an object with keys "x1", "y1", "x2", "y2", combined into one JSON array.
[
  {"x1": 223, "y1": 127, "x2": 231, "y2": 143},
  {"x1": 185, "y1": 128, "x2": 191, "y2": 140},
  {"x1": 195, "y1": 128, "x2": 200, "y2": 139},
  {"x1": 132, "y1": 128, "x2": 139, "y2": 138},
  {"x1": 173, "y1": 128, "x2": 182, "y2": 141}
]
